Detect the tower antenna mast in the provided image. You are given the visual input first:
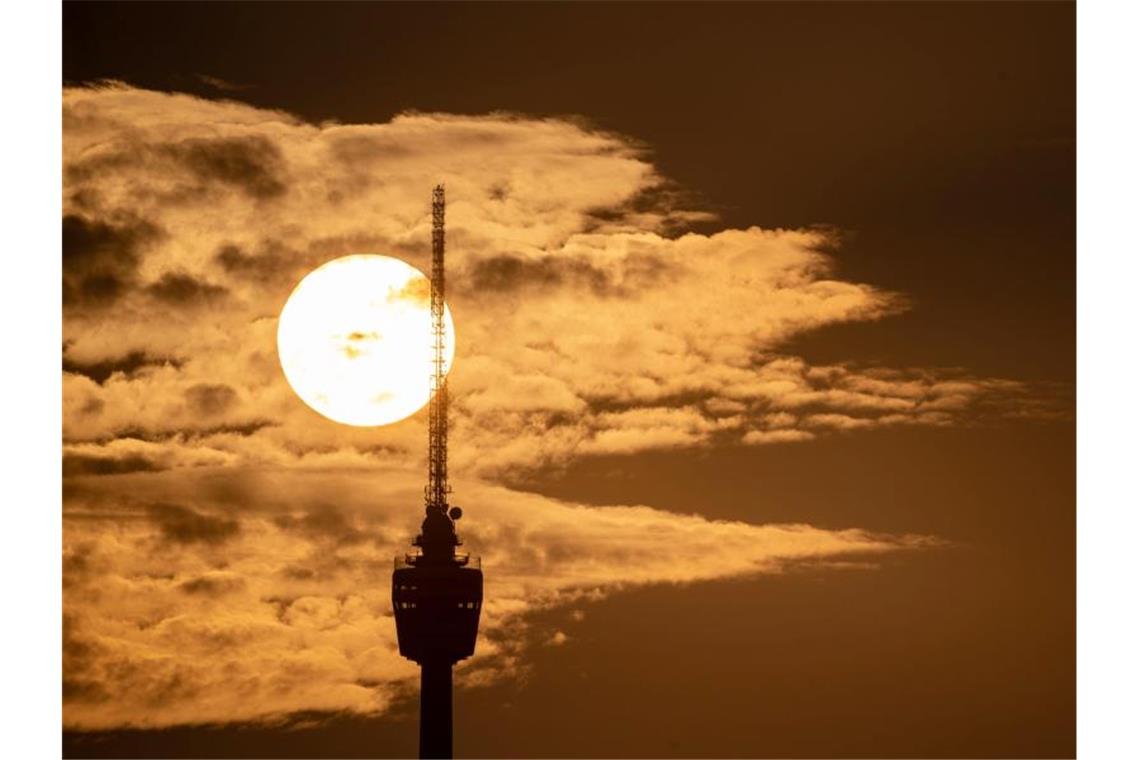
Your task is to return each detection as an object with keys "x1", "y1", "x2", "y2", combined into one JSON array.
[{"x1": 426, "y1": 185, "x2": 449, "y2": 513}]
